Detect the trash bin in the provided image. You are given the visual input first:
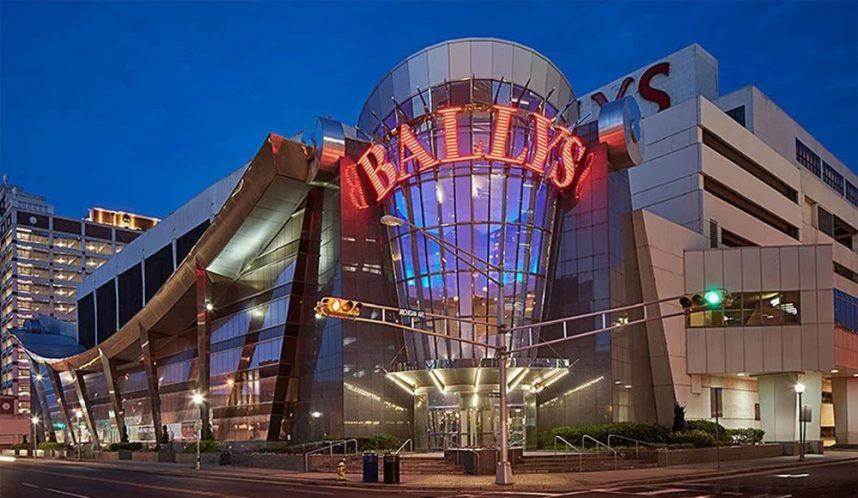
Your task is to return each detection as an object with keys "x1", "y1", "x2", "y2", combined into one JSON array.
[
  {"x1": 382, "y1": 453, "x2": 400, "y2": 484},
  {"x1": 362, "y1": 452, "x2": 379, "y2": 483}
]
